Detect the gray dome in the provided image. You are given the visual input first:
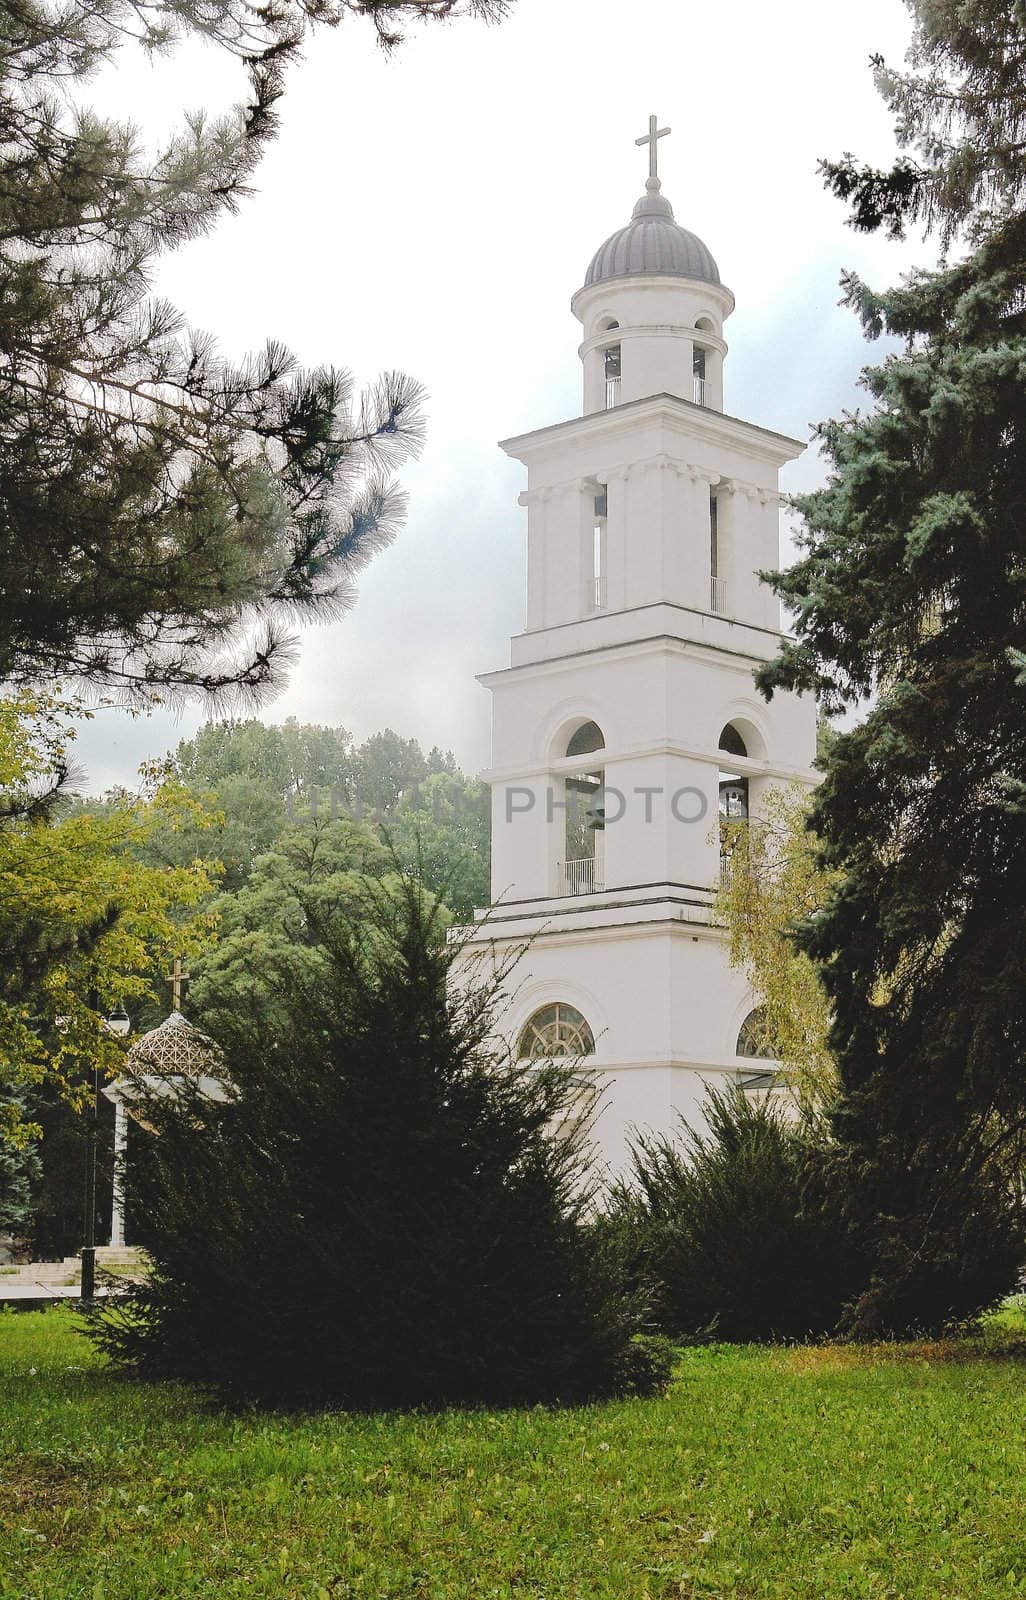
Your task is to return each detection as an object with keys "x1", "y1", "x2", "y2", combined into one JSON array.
[{"x1": 584, "y1": 179, "x2": 720, "y2": 289}]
